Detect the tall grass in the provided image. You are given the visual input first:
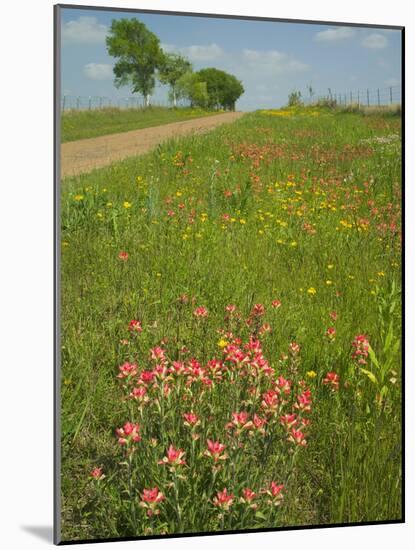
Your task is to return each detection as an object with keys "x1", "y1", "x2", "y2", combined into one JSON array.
[
  {"x1": 61, "y1": 106, "x2": 218, "y2": 143},
  {"x1": 310, "y1": 98, "x2": 401, "y2": 116},
  {"x1": 60, "y1": 106, "x2": 402, "y2": 541}
]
